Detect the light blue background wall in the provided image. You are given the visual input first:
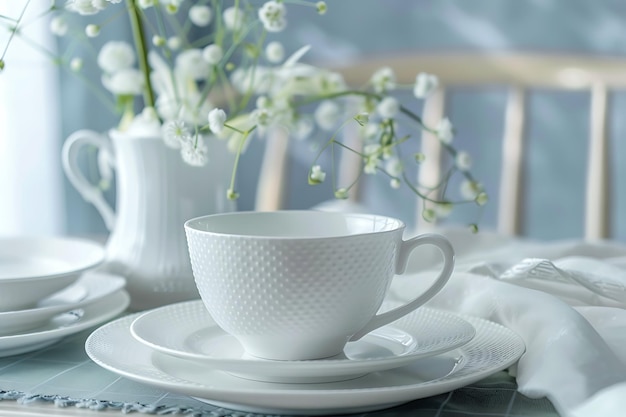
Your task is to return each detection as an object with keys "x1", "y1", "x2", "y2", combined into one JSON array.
[{"x1": 60, "y1": 1, "x2": 626, "y2": 242}]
